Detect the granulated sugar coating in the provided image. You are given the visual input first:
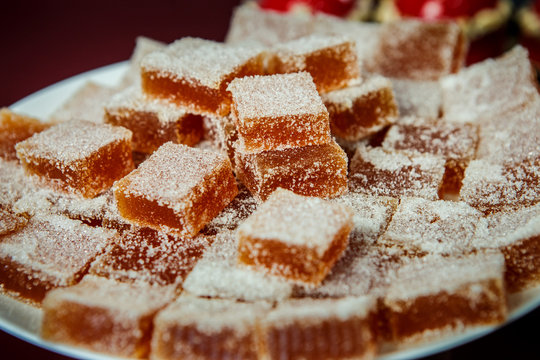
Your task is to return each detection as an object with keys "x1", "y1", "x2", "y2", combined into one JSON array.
[
  {"x1": 15, "y1": 120, "x2": 134, "y2": 198},
  {"x1": 114, "y1": 142, "x2": 238, "y2": 237},
  {"x1": 237, "y1": 188, "x2": 353, "y2": 285},
  {"x1": 228, "y1": 72, "x2": 331, "y2": 153},
  {"x1": 266, "y1": 34, "x2": 361, "y2": 93},
  {"x1": 0, "y1": 108, "x2": 49, "y2": 161},
  {"x1": 0, "y1": 214, "x2": 115, "y2": 303},
  {"x1": 2, "y1": 5, "x2": 540, "y2": 359},
  {"x1": 349, "y1": 145, "x2": 446, "y2": 200}
]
